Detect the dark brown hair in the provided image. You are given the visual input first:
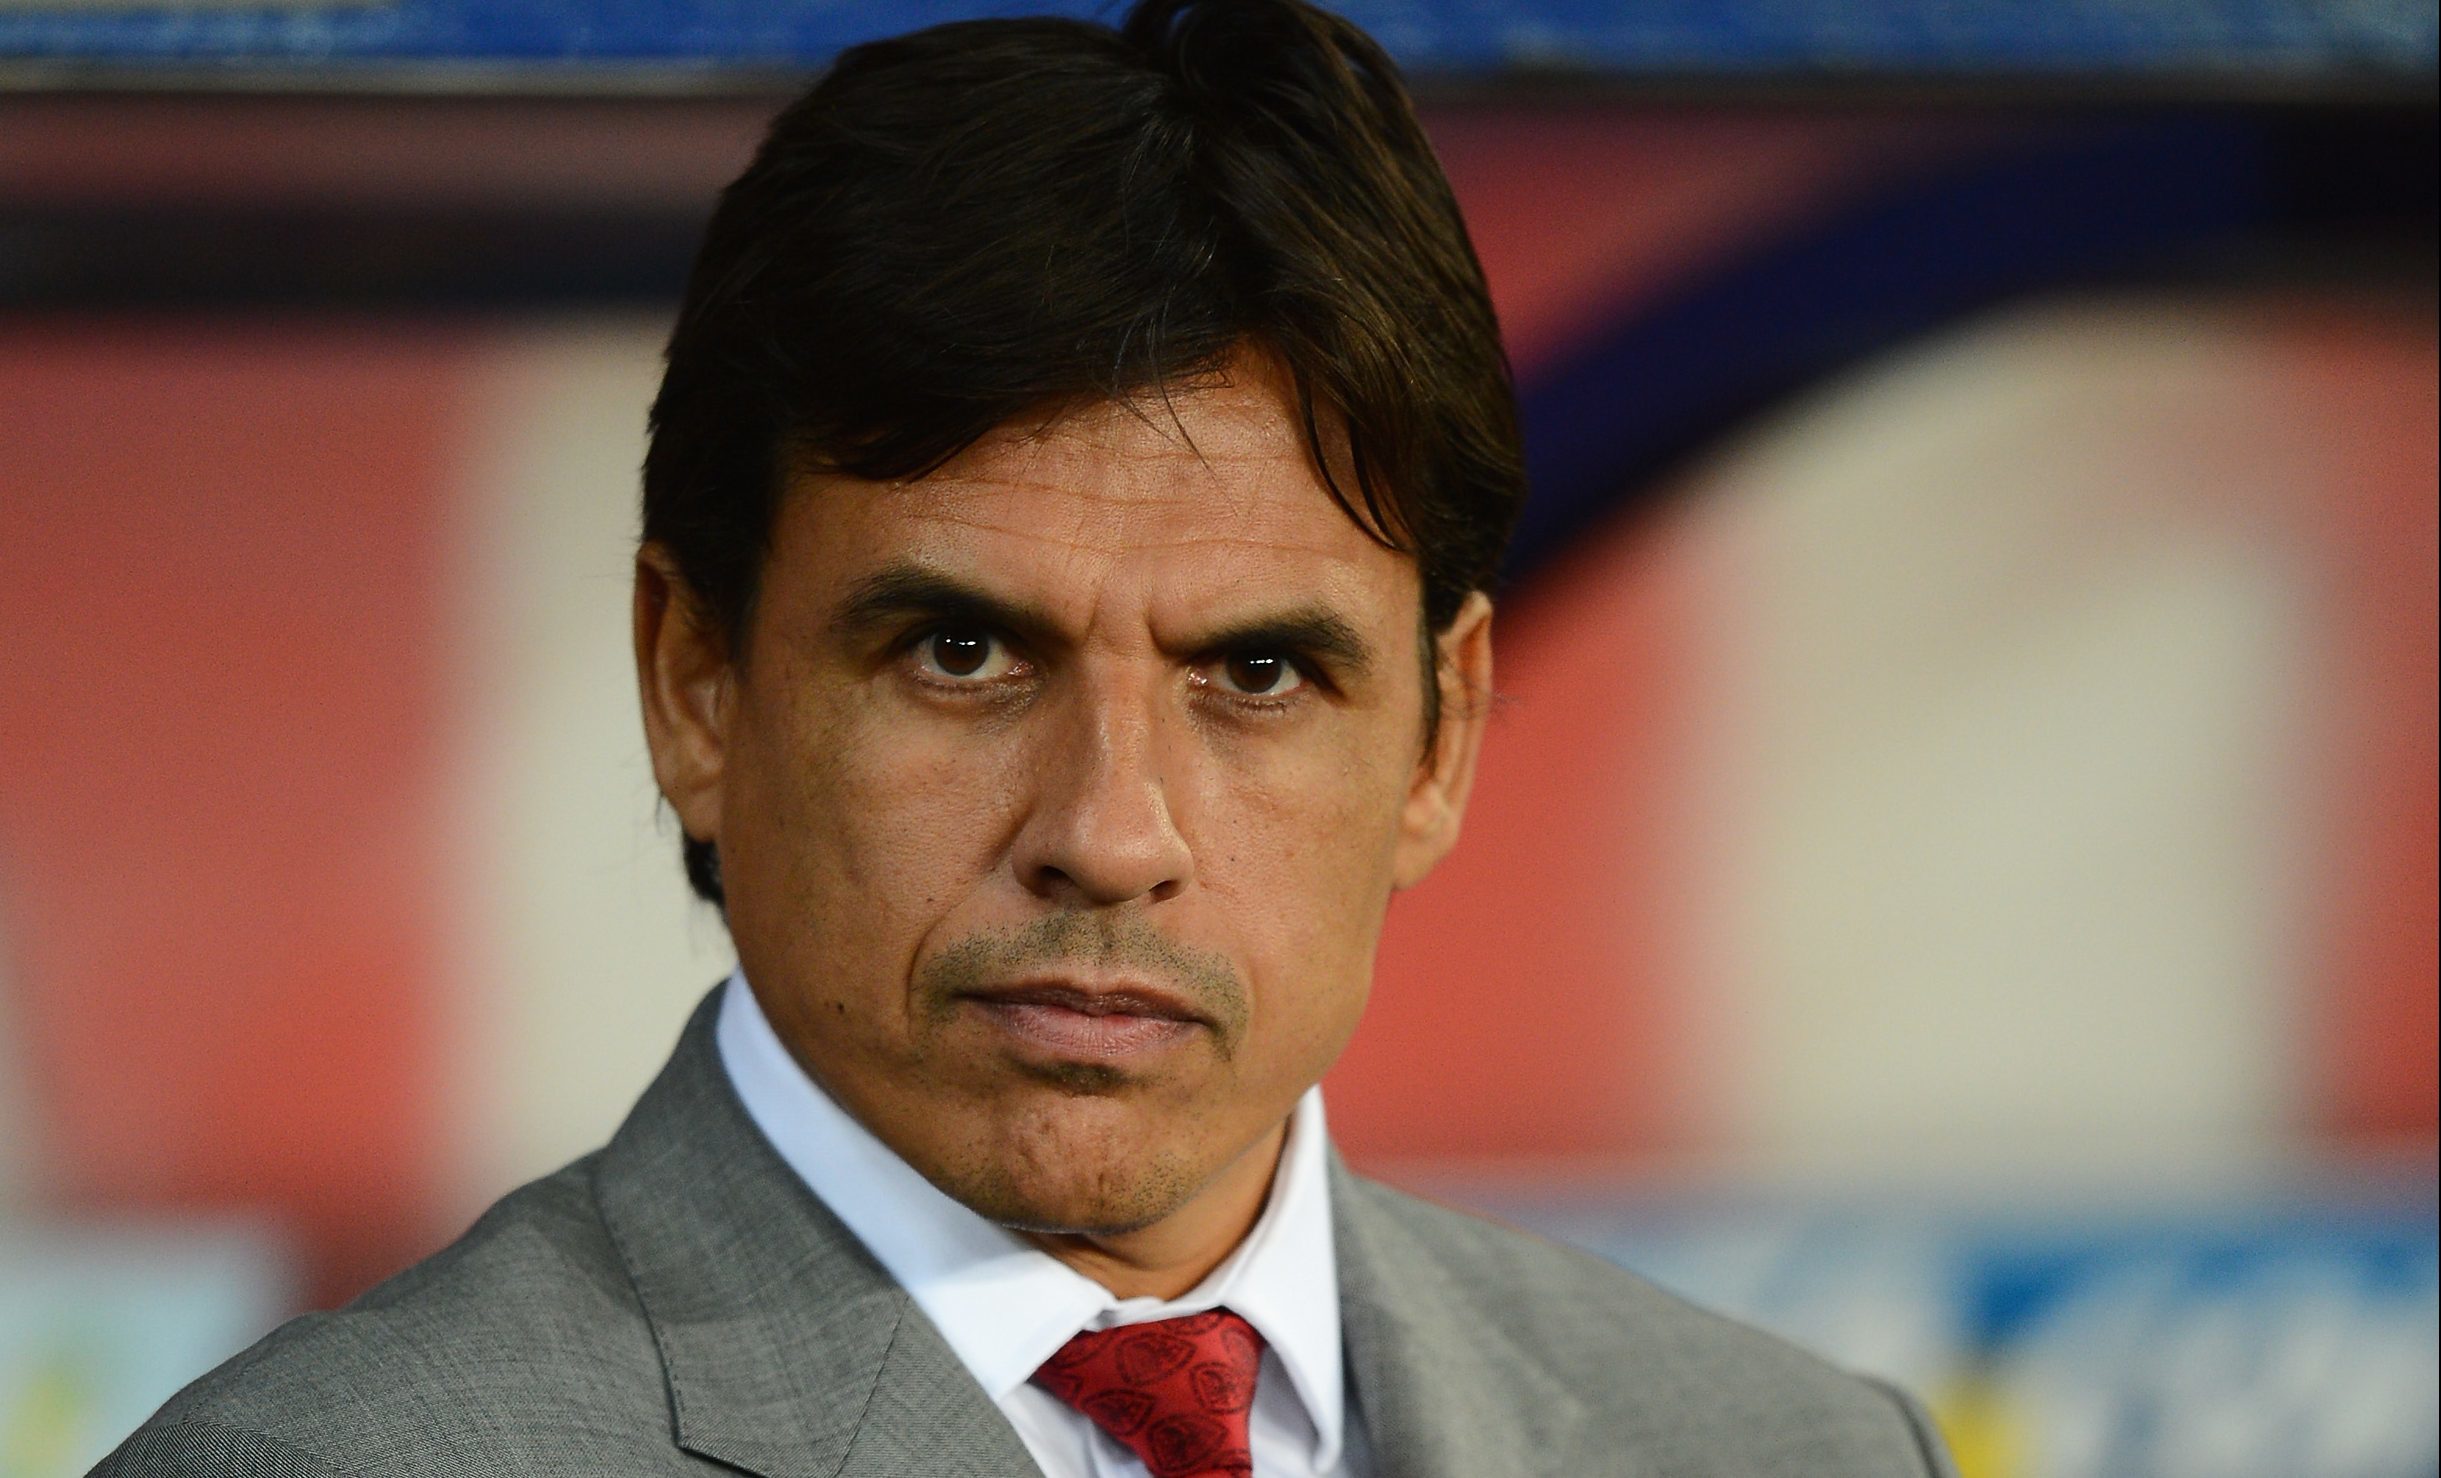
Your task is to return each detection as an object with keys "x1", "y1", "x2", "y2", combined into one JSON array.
[{"x1": 644, "y1": 0, "x2": 1524, "y2": 903}]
